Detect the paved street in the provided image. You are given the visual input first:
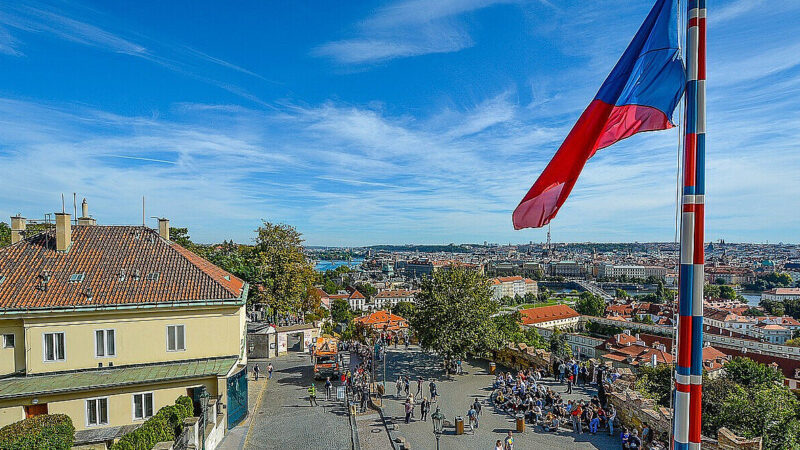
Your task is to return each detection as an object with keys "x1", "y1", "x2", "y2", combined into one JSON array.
[
  {"x1": 376, "y1": 347, "x2": 620, "y2": 450},
  {"x1": 217, "y1": 347, "x2": 622, "y2": 450},
  {"x1": 218, "y1": 352, "x2": 353, "y2": 450}
]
